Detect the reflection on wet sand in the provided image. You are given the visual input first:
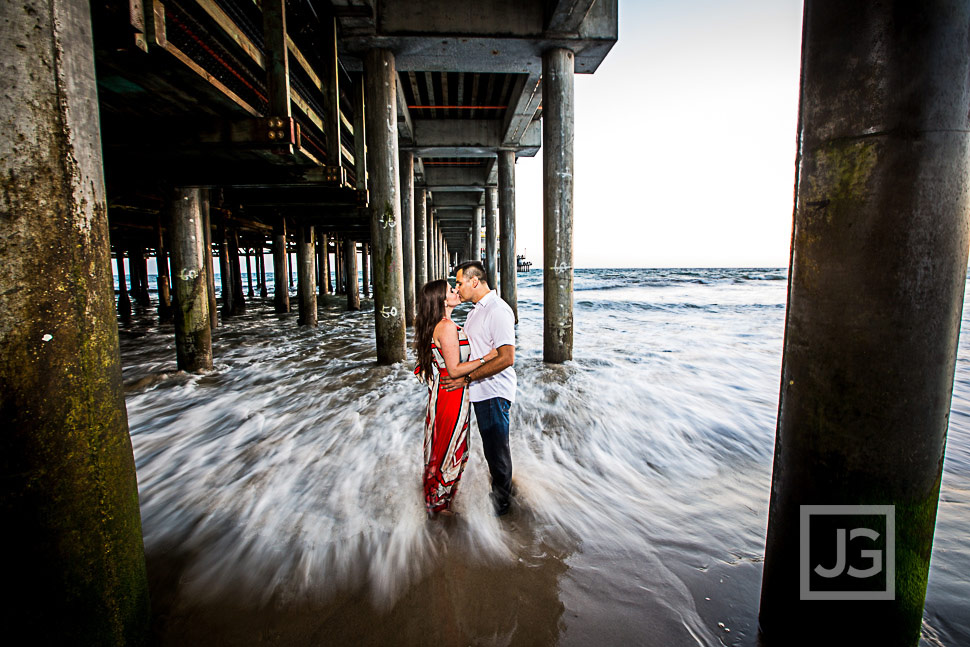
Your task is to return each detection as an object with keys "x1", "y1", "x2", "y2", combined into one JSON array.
[{"x1": 149, "y1": 516, "x2": 572, "y2": 646}]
